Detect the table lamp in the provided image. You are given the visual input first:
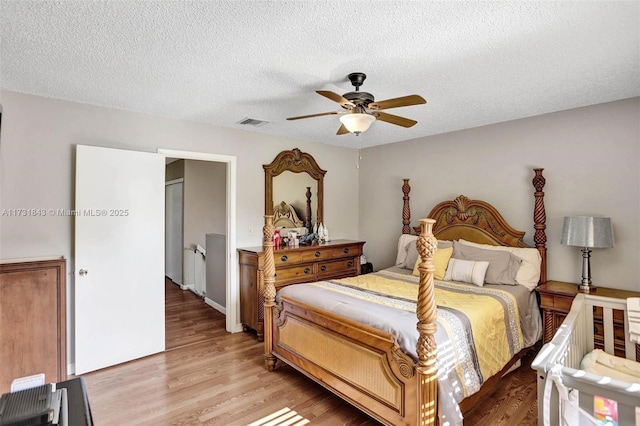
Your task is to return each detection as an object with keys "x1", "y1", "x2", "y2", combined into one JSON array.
[{"x1": 561, "y1": 216, "x2": 614, "y2": 292}]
